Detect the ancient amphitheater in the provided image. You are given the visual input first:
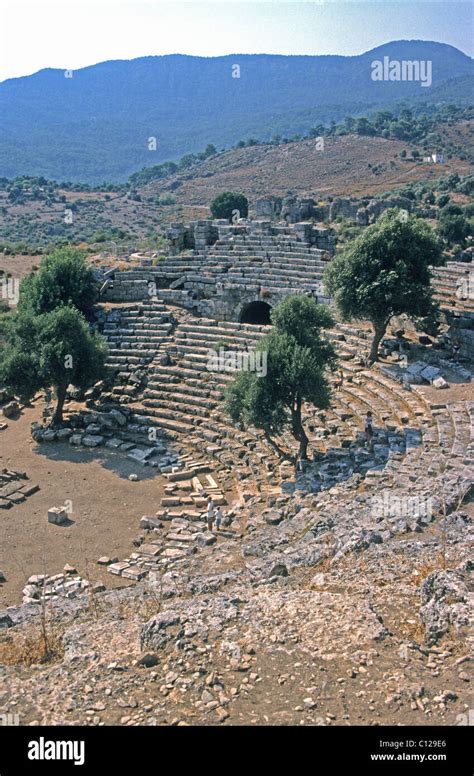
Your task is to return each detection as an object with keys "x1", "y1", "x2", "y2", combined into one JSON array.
[{"x1": 1, "y1": 218, "x2": 472, "y2": 727}]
